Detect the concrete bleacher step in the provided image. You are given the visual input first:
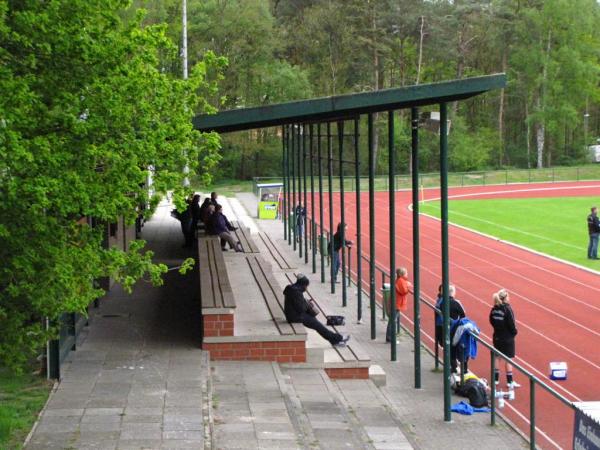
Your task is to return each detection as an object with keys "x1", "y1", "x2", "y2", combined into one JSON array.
[{"x1": 369, "y1": 364, "x2": 387, "y2": 387}]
